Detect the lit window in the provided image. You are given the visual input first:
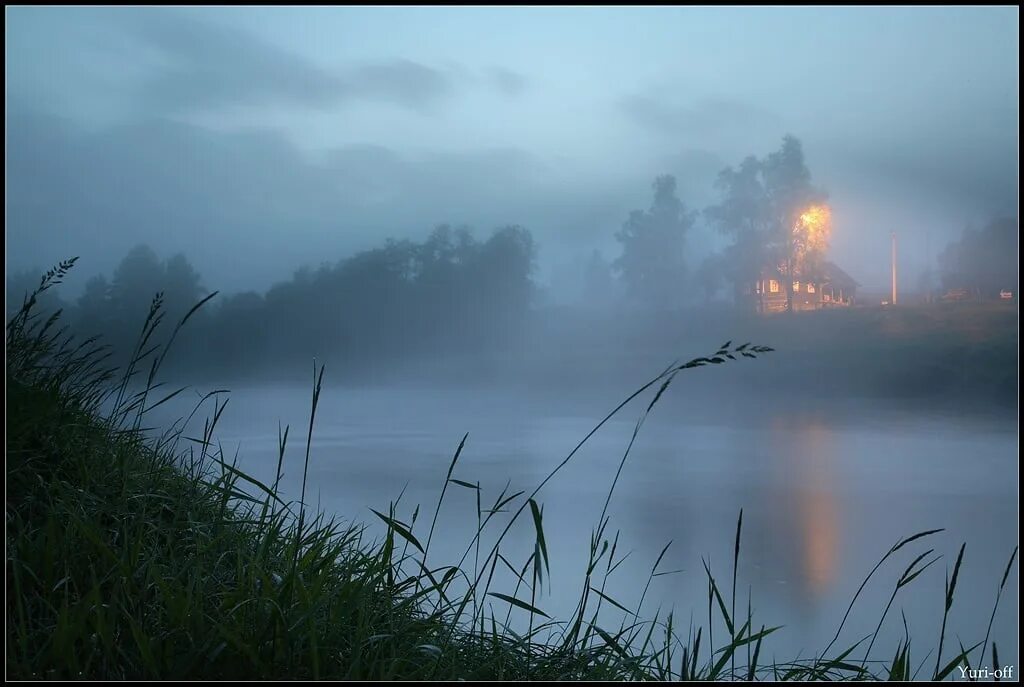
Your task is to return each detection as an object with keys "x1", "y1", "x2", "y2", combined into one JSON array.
[
  {"x1": 807, "y1": 282, "x2": 816, "y2": 293},
  {"x1": 793, "y1": 281, "x2": 801, "y2": 292},
  {"x1": 769, "y1": 279, "x2": 779, "y2": 293},
  {"x1": 823, "y1": 293, "x2": 831, "y2": 302}
]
